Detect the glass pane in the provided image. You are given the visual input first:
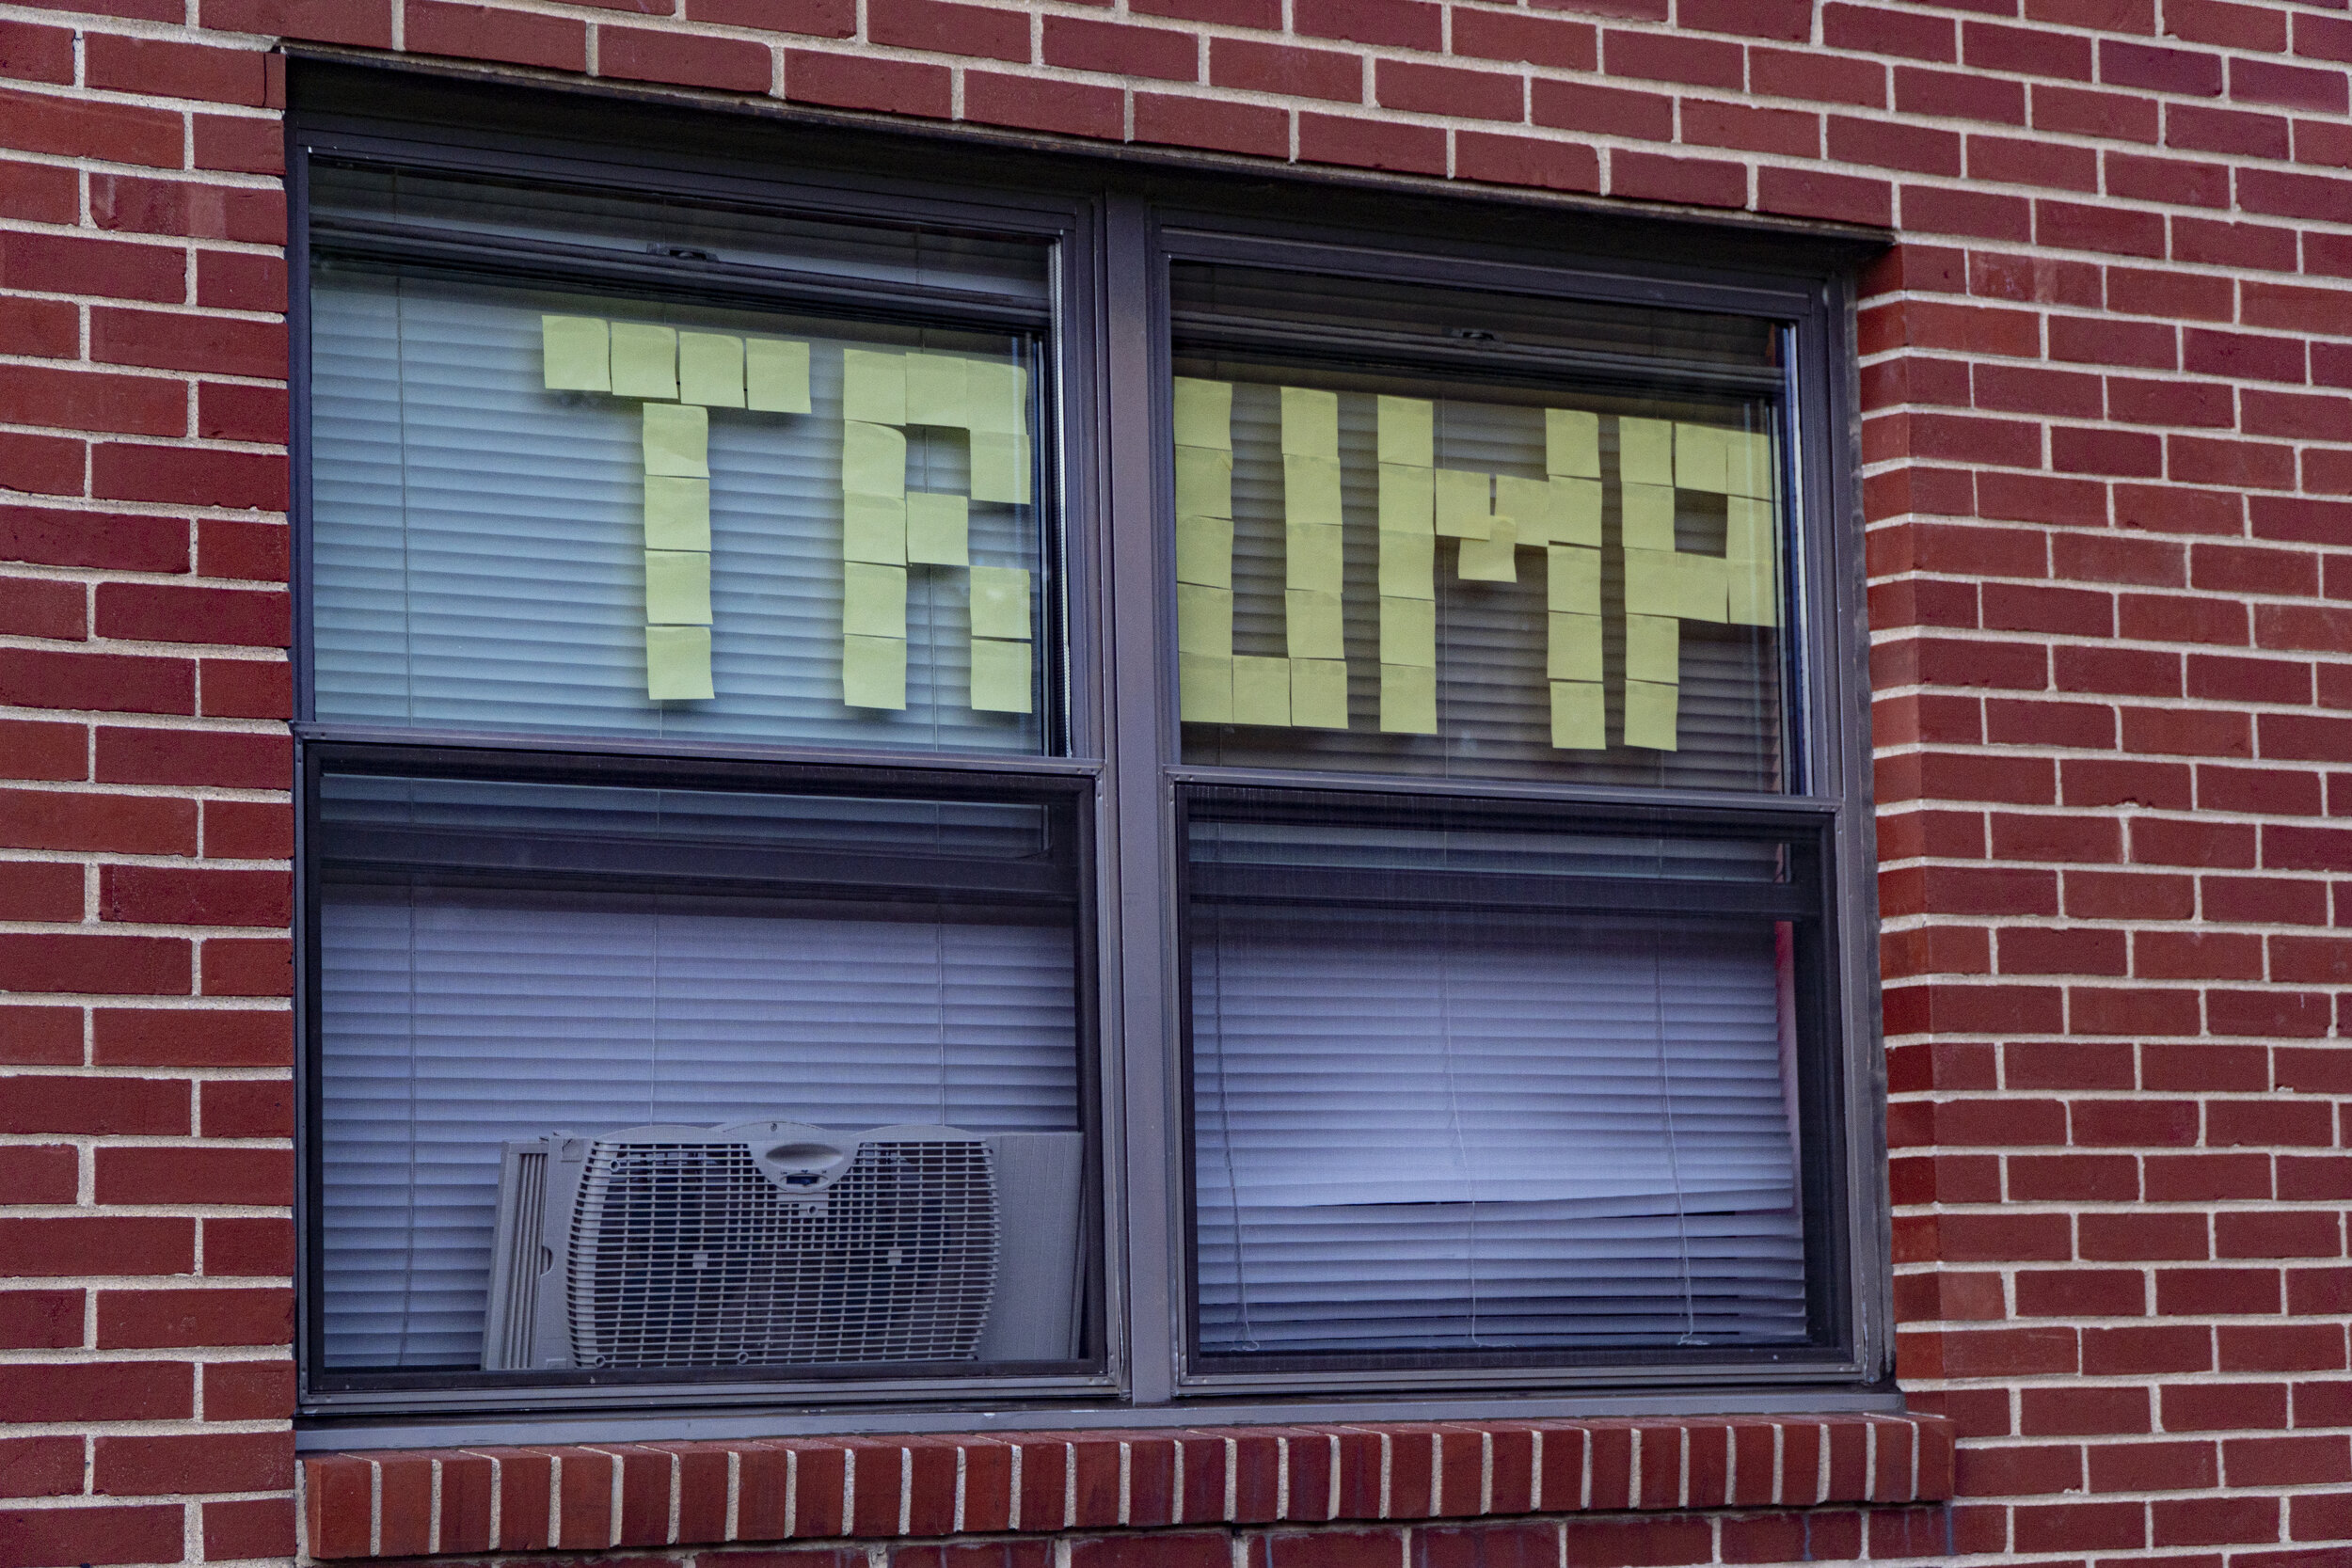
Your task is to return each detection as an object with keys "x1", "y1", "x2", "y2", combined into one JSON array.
[
  {"x1": 1185, "y1": 801, "x2": 1810, "y2": 1359},
  {"x1": 1172, "y1": 263, "x2": 1788, "y2": 789},
  {"x1": 310, "y1": 172, "x2": 1053, "y2": 753},
  {"x1": 316, "y1": 771, "x2": 1088, "y2": 1378}
]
